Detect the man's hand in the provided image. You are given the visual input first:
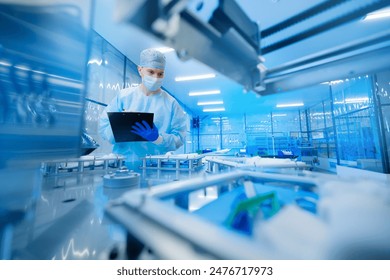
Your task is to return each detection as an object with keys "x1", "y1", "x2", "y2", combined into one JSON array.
[{"x1": 131, "y1": 120, "x2": 159, "y2": 141}]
